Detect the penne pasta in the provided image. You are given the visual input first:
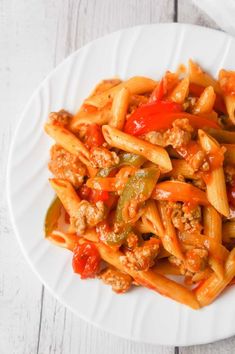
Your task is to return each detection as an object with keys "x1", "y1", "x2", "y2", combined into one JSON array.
[
  {"x1": 192, "y1": 86, "x2": 216, "y2": 114},
  {"x1": 219, "y1": 69, "x2": 235, "y2": 123},
  {"x1": 164, "y1": 159, "x2": 198, "y2": 179},
  {"x1": 109, "y1": 87, "x2": 130, "y2": 129},
  {"x1": 44, "y1": 66, "x2": 235, "y2": 308},
  {"x1": 96, "y1": 241, "x2": 199, "y2": 309},
  {"x1": 70, "y1": 109, "x2": 111, "y2": 131},
  {"x1": 85, "y1": 76, "x2": 157, "y2": 108},
  {"x1": 224, "y1": 95, "x2": 235, "y2": 124},
  {"x1": 205, "y1": 128, "x2": 235, "y2": 144},
  {"x1": 168, "y1": 77, "x2": 189, "y2": 104},
  {"x1": 203, "y1": 205, "x2": 222, "y2": 243},
  {"x1": 189, "y1": 59, "x2": 221, "y2": 94},
  {"x1": 45, "y1": 123, "x2": 90, "y2": 166},
  {"x1": 142, "y1": 200, "x2": 165, "y2": 237},
  {"x1": 158, "y1": 201, "x2": 184, "y2": 260},
  {"x1": 222, "y1": 222, "x2": 235, "y2": 243},
  {"x1": 198, "y1": 129, "x2": 229, "y2": 217},
  {"x1": 49, "y1": 178, "x2": 80, "y2": 219},
  {"x1": 102, "y1": 125, "x2": 172, "y2": 172},
  {"x1": 224, "y1": 144, "x2": 235, "y2": 165},
  {"x1": 195, "y1": 248, "x2": 235, "y2": 307},
  {"x1": 152, "y1": 259, "x2": 182, "y2": 275}
]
